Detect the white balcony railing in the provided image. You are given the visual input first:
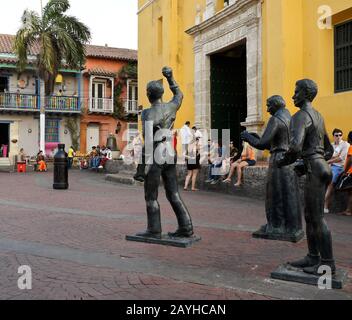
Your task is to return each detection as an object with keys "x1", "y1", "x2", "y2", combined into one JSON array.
[
  {"x1": 89, "y1": 98, "x2": 113, "y2": 113},
  {"x1": 124, "y1": 99, "x2": 138, "y2": 114}
]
